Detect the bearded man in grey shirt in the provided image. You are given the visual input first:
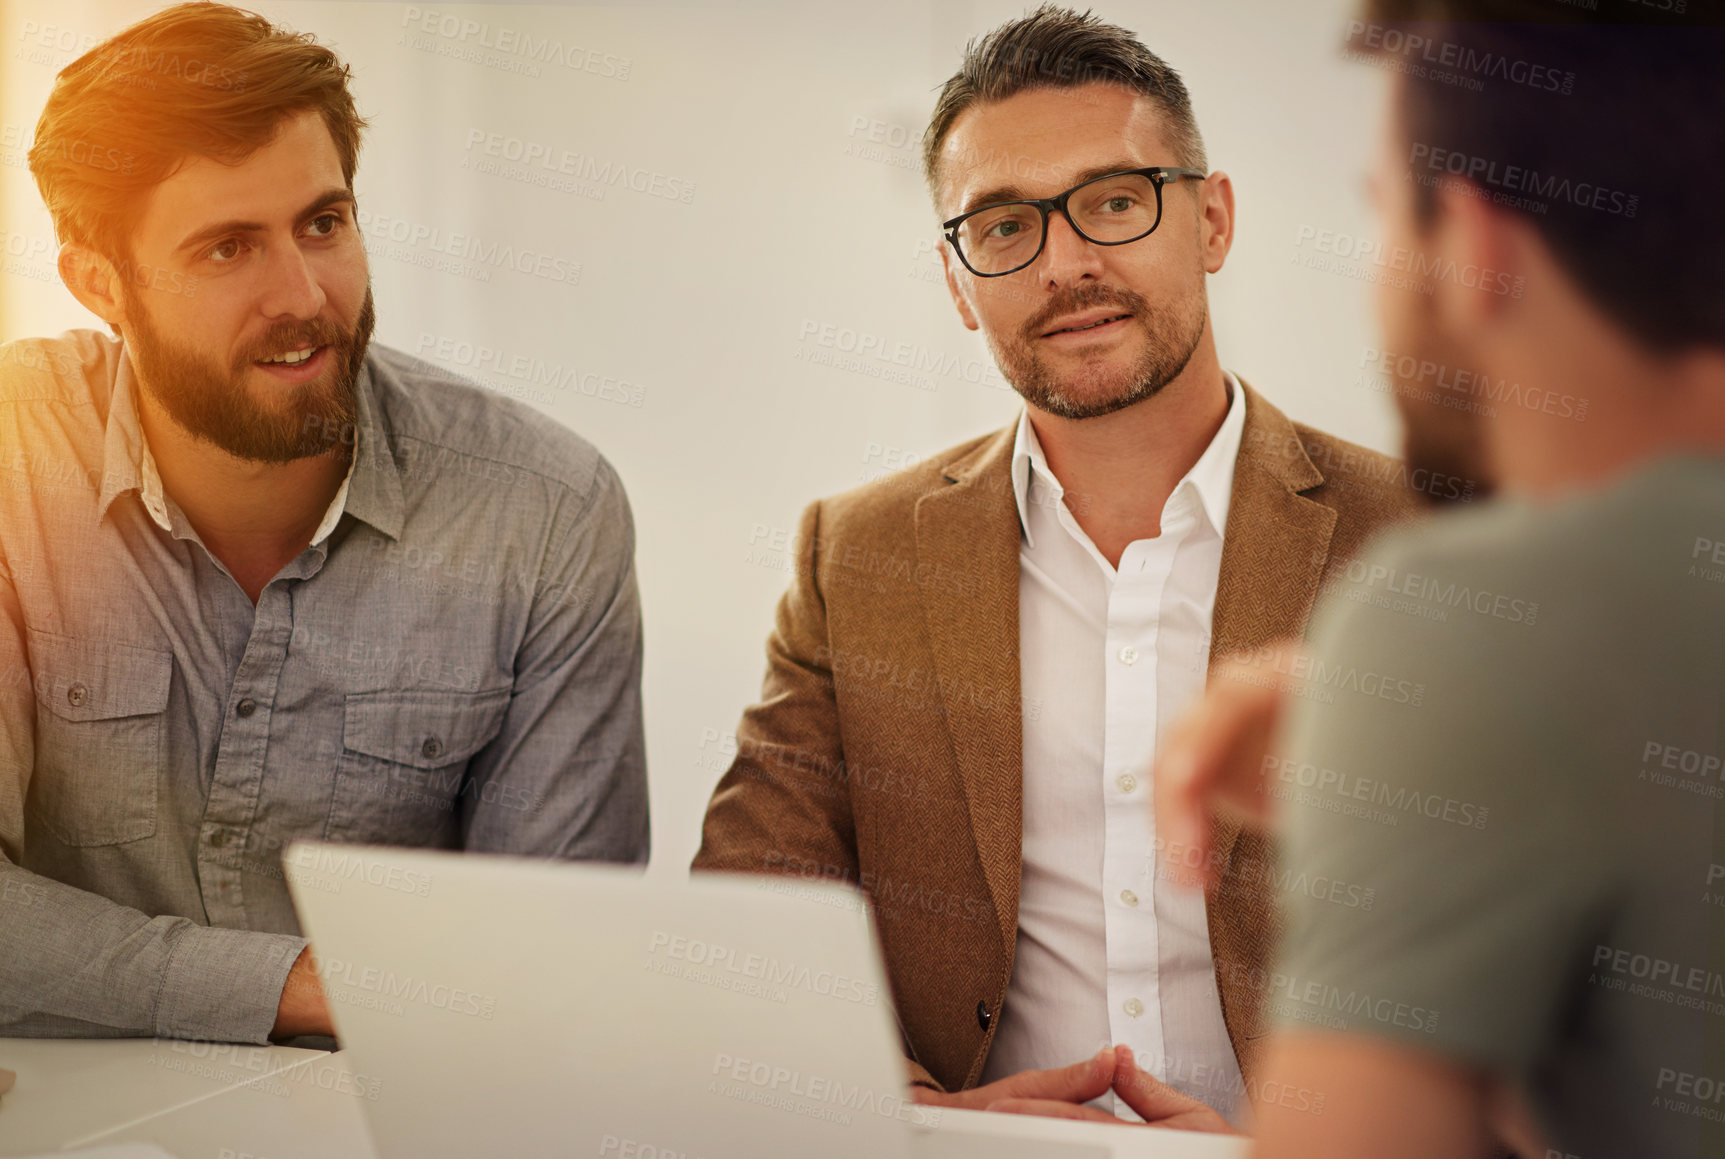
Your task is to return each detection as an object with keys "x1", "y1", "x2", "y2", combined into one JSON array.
[
  {"x1": 1155, "y1": 6, "x2": 1725, "y2": 1158},
  {"x1": 0, "y1": 4, "x2": 647, "y2": 1044}
]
